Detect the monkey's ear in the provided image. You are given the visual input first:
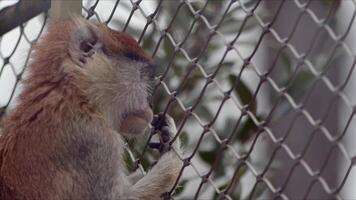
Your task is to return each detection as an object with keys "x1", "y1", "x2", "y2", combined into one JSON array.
[{"x1": 69, "y1": 18, "x2": 103, "y2": 66}]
